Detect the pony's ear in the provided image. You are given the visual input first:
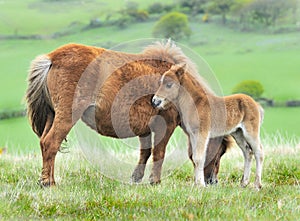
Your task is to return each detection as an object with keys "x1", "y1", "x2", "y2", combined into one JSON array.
[{"x1": 174, "y1": 63, "x2": 186, "y2": 77}]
